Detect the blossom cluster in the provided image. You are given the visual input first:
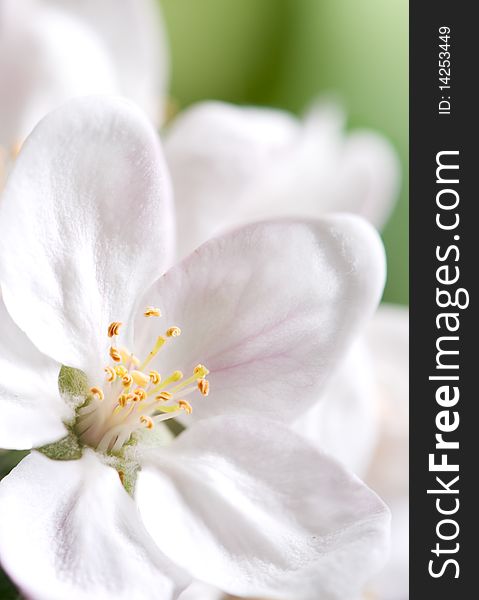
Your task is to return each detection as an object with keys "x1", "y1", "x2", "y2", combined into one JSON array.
[{"x1": 0, "y1": 2, "x2": 408, "y2": 600}]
